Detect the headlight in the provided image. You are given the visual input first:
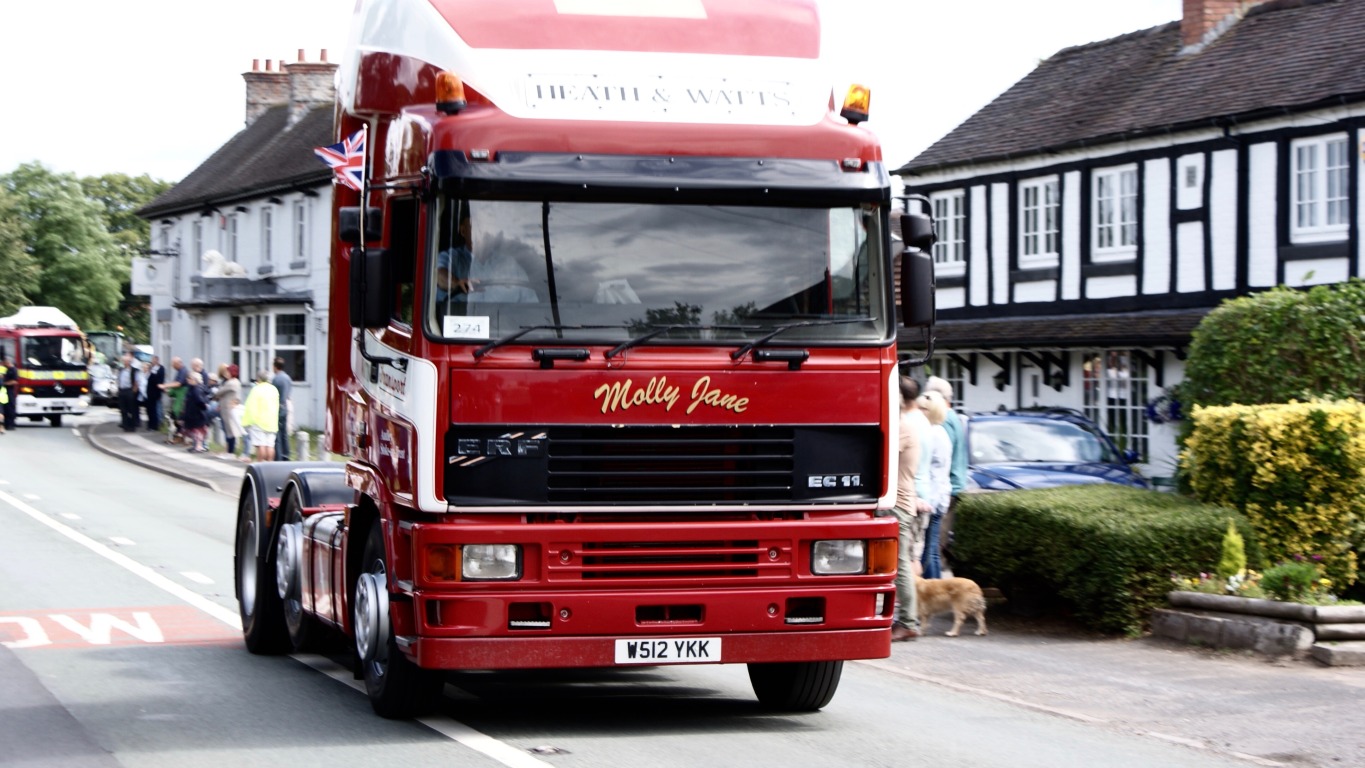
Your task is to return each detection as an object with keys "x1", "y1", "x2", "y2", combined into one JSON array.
[
  {"x1": 811, "y1": 539, "x2": 866, "y2": 575},
  {"x1": 462, "y1": 544, "x2": 521, "y2": 581}
]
